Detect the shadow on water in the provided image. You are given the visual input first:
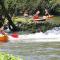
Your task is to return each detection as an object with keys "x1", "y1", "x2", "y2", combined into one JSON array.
[{"x1": 0, "y1": 42, "x2": 60, "y2": 60}]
